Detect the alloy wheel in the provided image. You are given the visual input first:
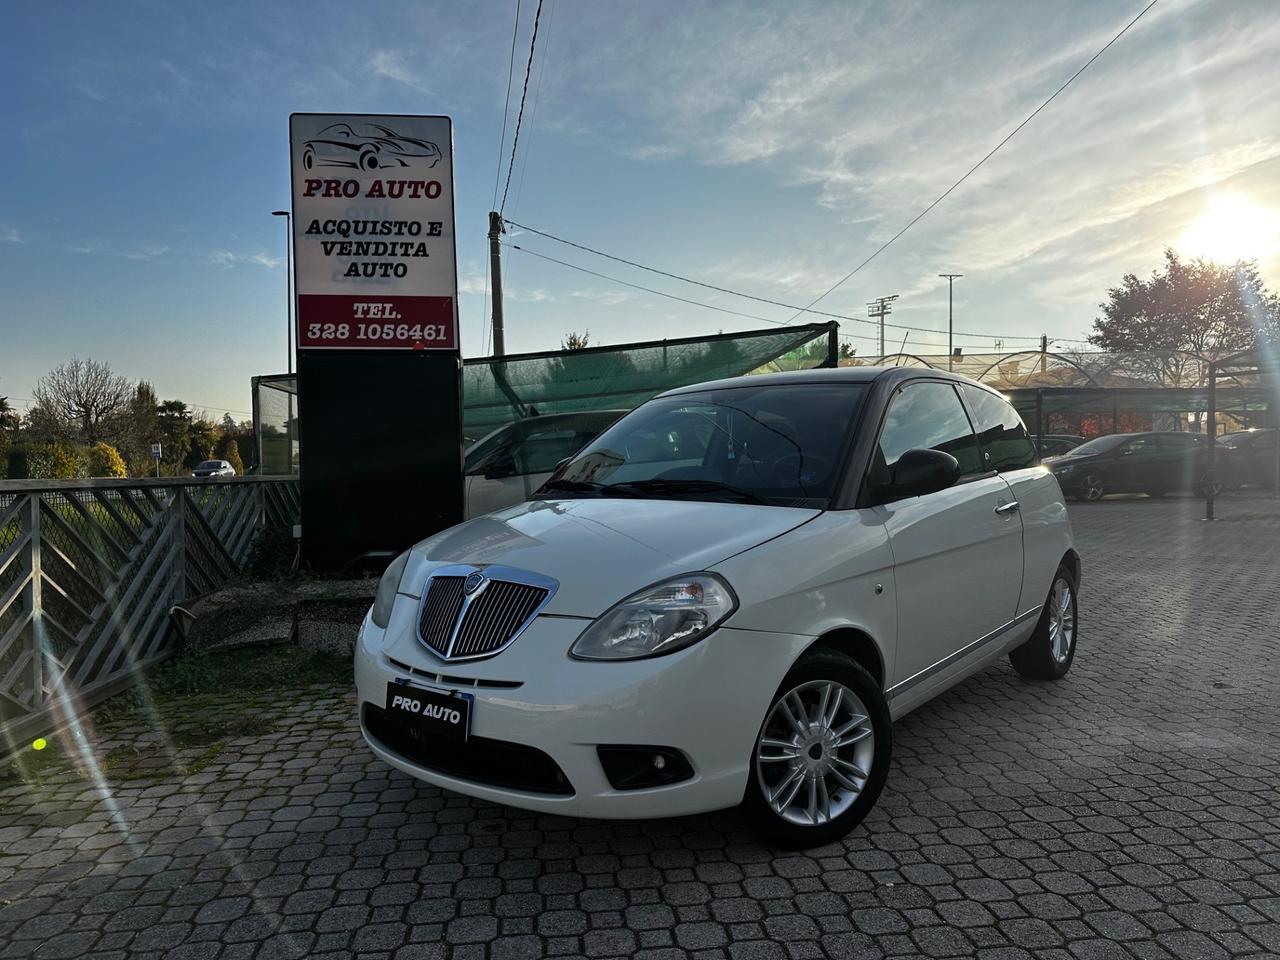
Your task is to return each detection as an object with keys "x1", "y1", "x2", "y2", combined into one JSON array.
[
  {"x1": 1083, "y1": 474, "x2": 1105, "y2": 501},
  {"x1": 755, "y1": 680, "x2": 875, "y2": 827},
  {"x1": 1048, "y1": 577, "x2": 1075, "y2": 664}
]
